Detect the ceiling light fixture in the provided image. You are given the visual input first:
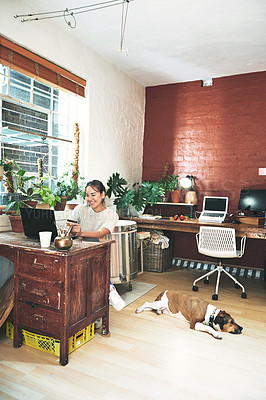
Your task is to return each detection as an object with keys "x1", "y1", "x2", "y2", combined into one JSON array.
[{"x1": 14, "y1": 0, "x2": 133, "y2": 52}]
